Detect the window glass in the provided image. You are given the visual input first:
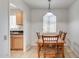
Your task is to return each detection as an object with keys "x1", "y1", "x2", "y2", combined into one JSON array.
[
  {"x1": 43, "y1": 12, "x2": 56, "y2": 33},
  {"x1": 10, "y1": 15, "x2": 18, "y2": 29}
]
